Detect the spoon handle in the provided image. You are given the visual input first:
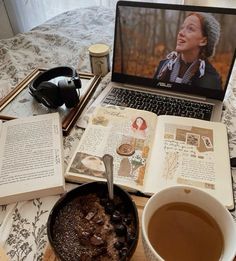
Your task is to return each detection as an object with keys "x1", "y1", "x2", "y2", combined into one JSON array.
[{"x1": 102, "y1": 154, "x2": 114, "y2": 201}]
